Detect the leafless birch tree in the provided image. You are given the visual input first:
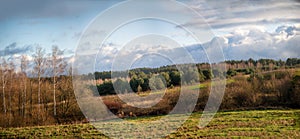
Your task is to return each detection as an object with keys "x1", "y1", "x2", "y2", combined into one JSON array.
[
  {"x1": 33, "y1": 47, "x2": 46, "y2": 113},
  {"x1": 50, "y1": 46, "x2": 67, "y2": 116},
  {"x1": 0, "y1": 58, "x2": 9, "y2": 115},
  {"x1": 21, "y1": 55, "x2": 28, "y2": 117}
]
